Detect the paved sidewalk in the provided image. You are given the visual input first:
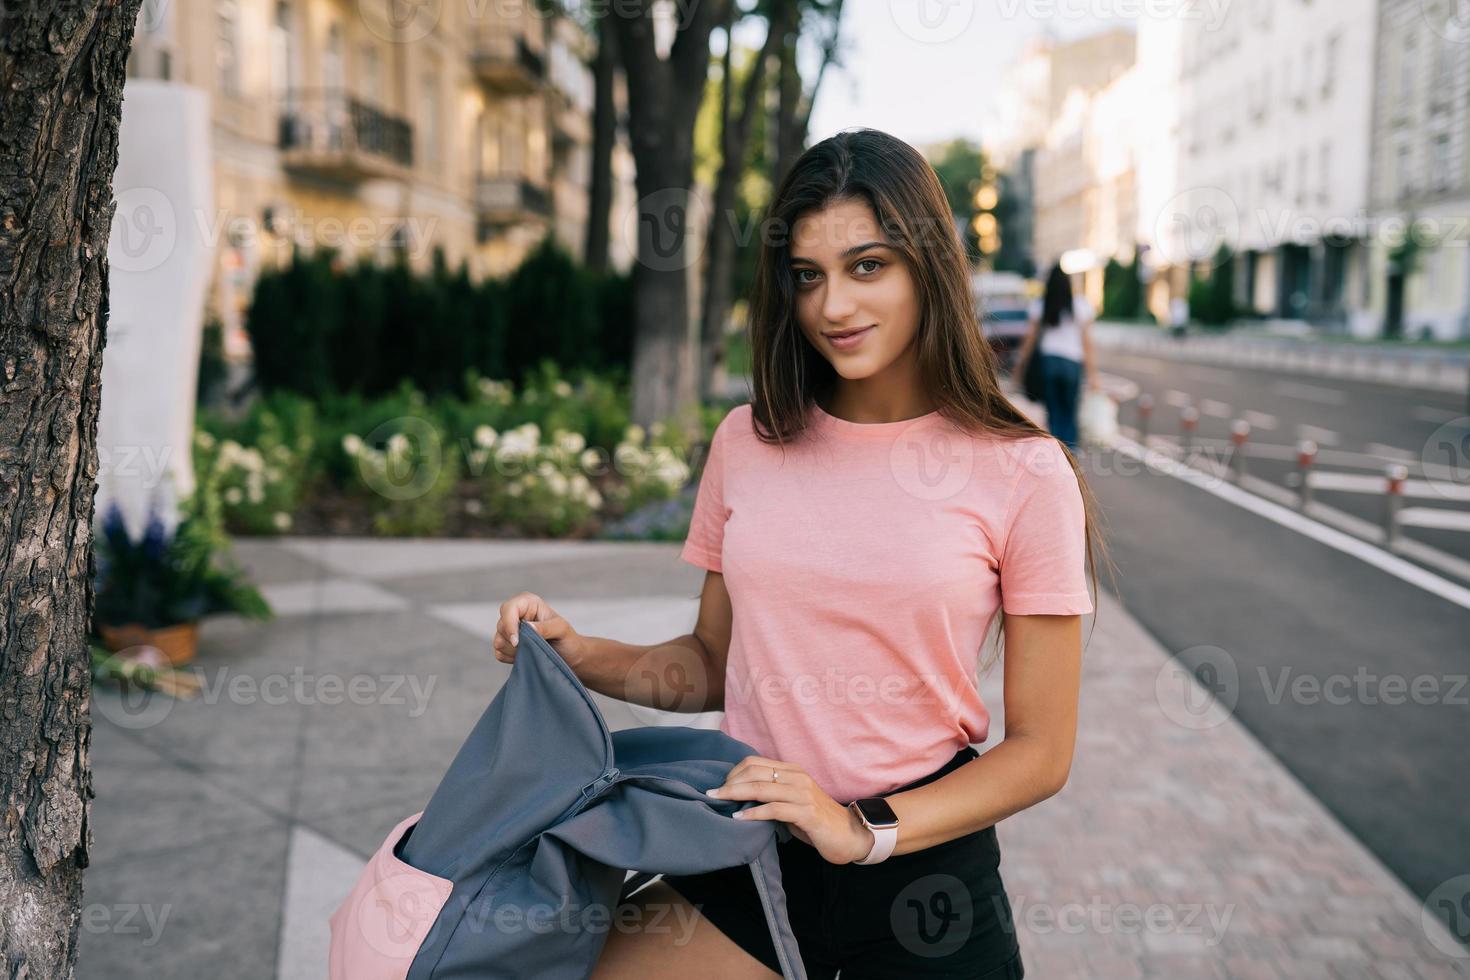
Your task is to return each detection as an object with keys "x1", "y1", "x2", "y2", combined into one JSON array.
[{"x1": 79, "y1": 536, "x2": 1470, "y2": 979}]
